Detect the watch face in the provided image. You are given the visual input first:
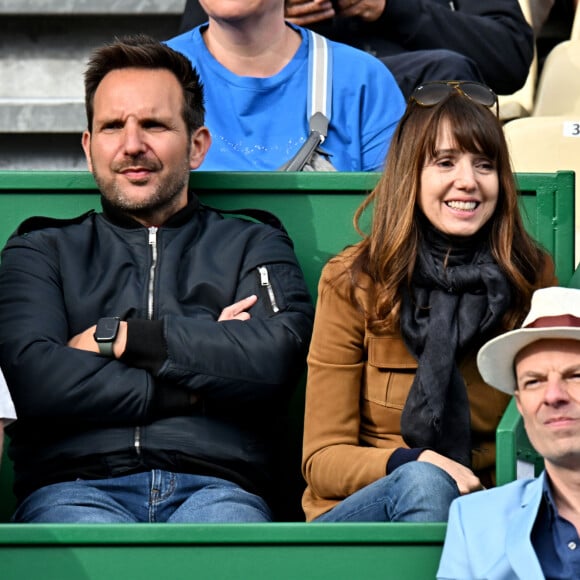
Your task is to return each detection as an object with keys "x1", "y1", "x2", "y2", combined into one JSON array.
[{"x1": 95, "y1": 317, "x2": 120, "y2": 341}]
